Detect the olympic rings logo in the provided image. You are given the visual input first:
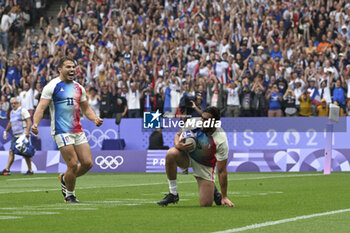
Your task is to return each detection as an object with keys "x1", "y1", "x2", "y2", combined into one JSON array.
[
  {"x1": 83, "y1": 129, "x2": 118, "y2": 148},
  {"x1": 95, "y1": 155, "x2": 124, "y2": 170}
]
